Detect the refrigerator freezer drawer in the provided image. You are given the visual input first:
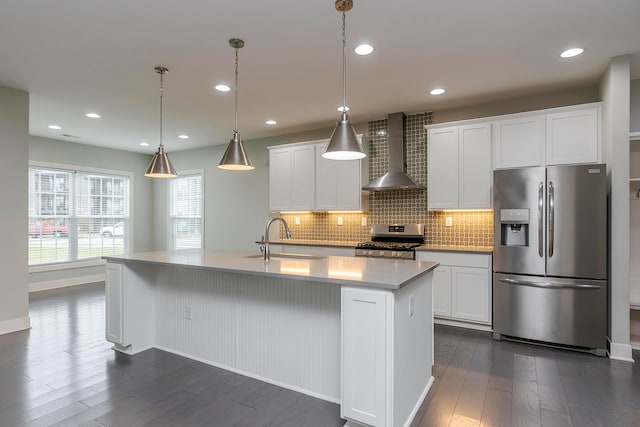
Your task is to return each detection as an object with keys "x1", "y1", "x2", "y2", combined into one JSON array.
[{"x1": 493, "y1": 273, "x2": 606, "y2": 351}]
